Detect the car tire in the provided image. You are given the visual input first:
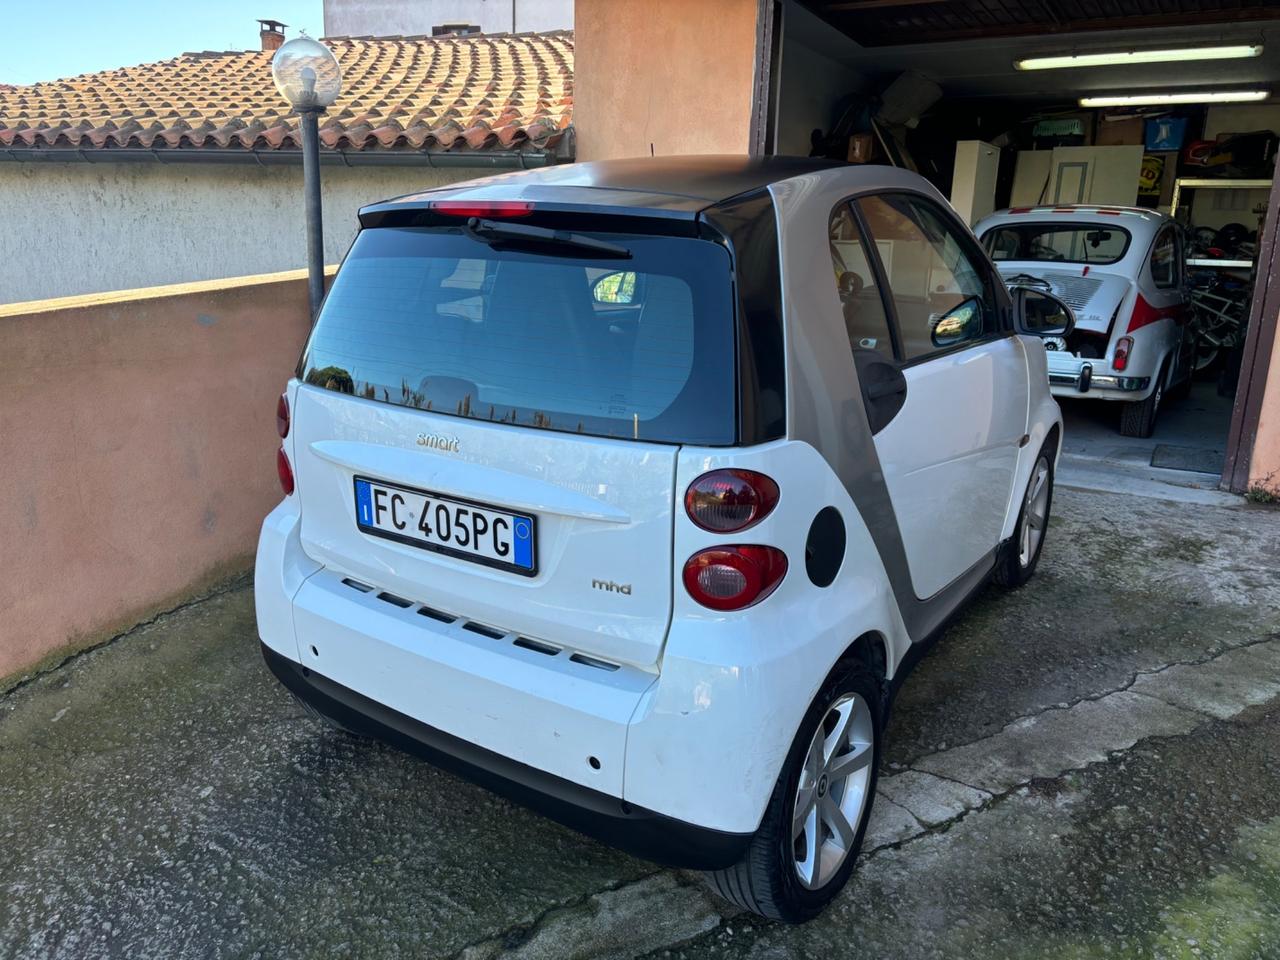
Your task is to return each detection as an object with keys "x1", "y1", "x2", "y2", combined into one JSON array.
[
  {"x1": 706, "y1": 657, "x2": 882, "y2": 923},
  {"x1": 1119, "y1": 365, "x2": 1166, "y2": 438},
  {"x1": 292, "y1": 690, "x2": 368, "y2": 738},
  {"x1": 1168, "y1": 340, "x2": 1195, "y2": 401},
  {"x1": 995, "y1": 444, "x2": 1054, "y2": 589}
]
